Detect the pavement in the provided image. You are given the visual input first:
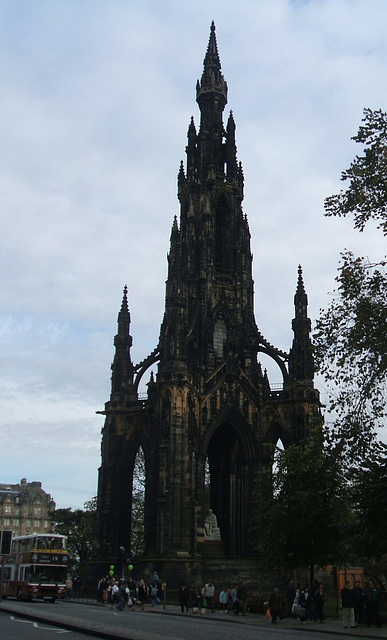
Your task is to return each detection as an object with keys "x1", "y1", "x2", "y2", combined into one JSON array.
[{"x1": 1, "y1": 598, "x2": 387, "y2": 639}]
